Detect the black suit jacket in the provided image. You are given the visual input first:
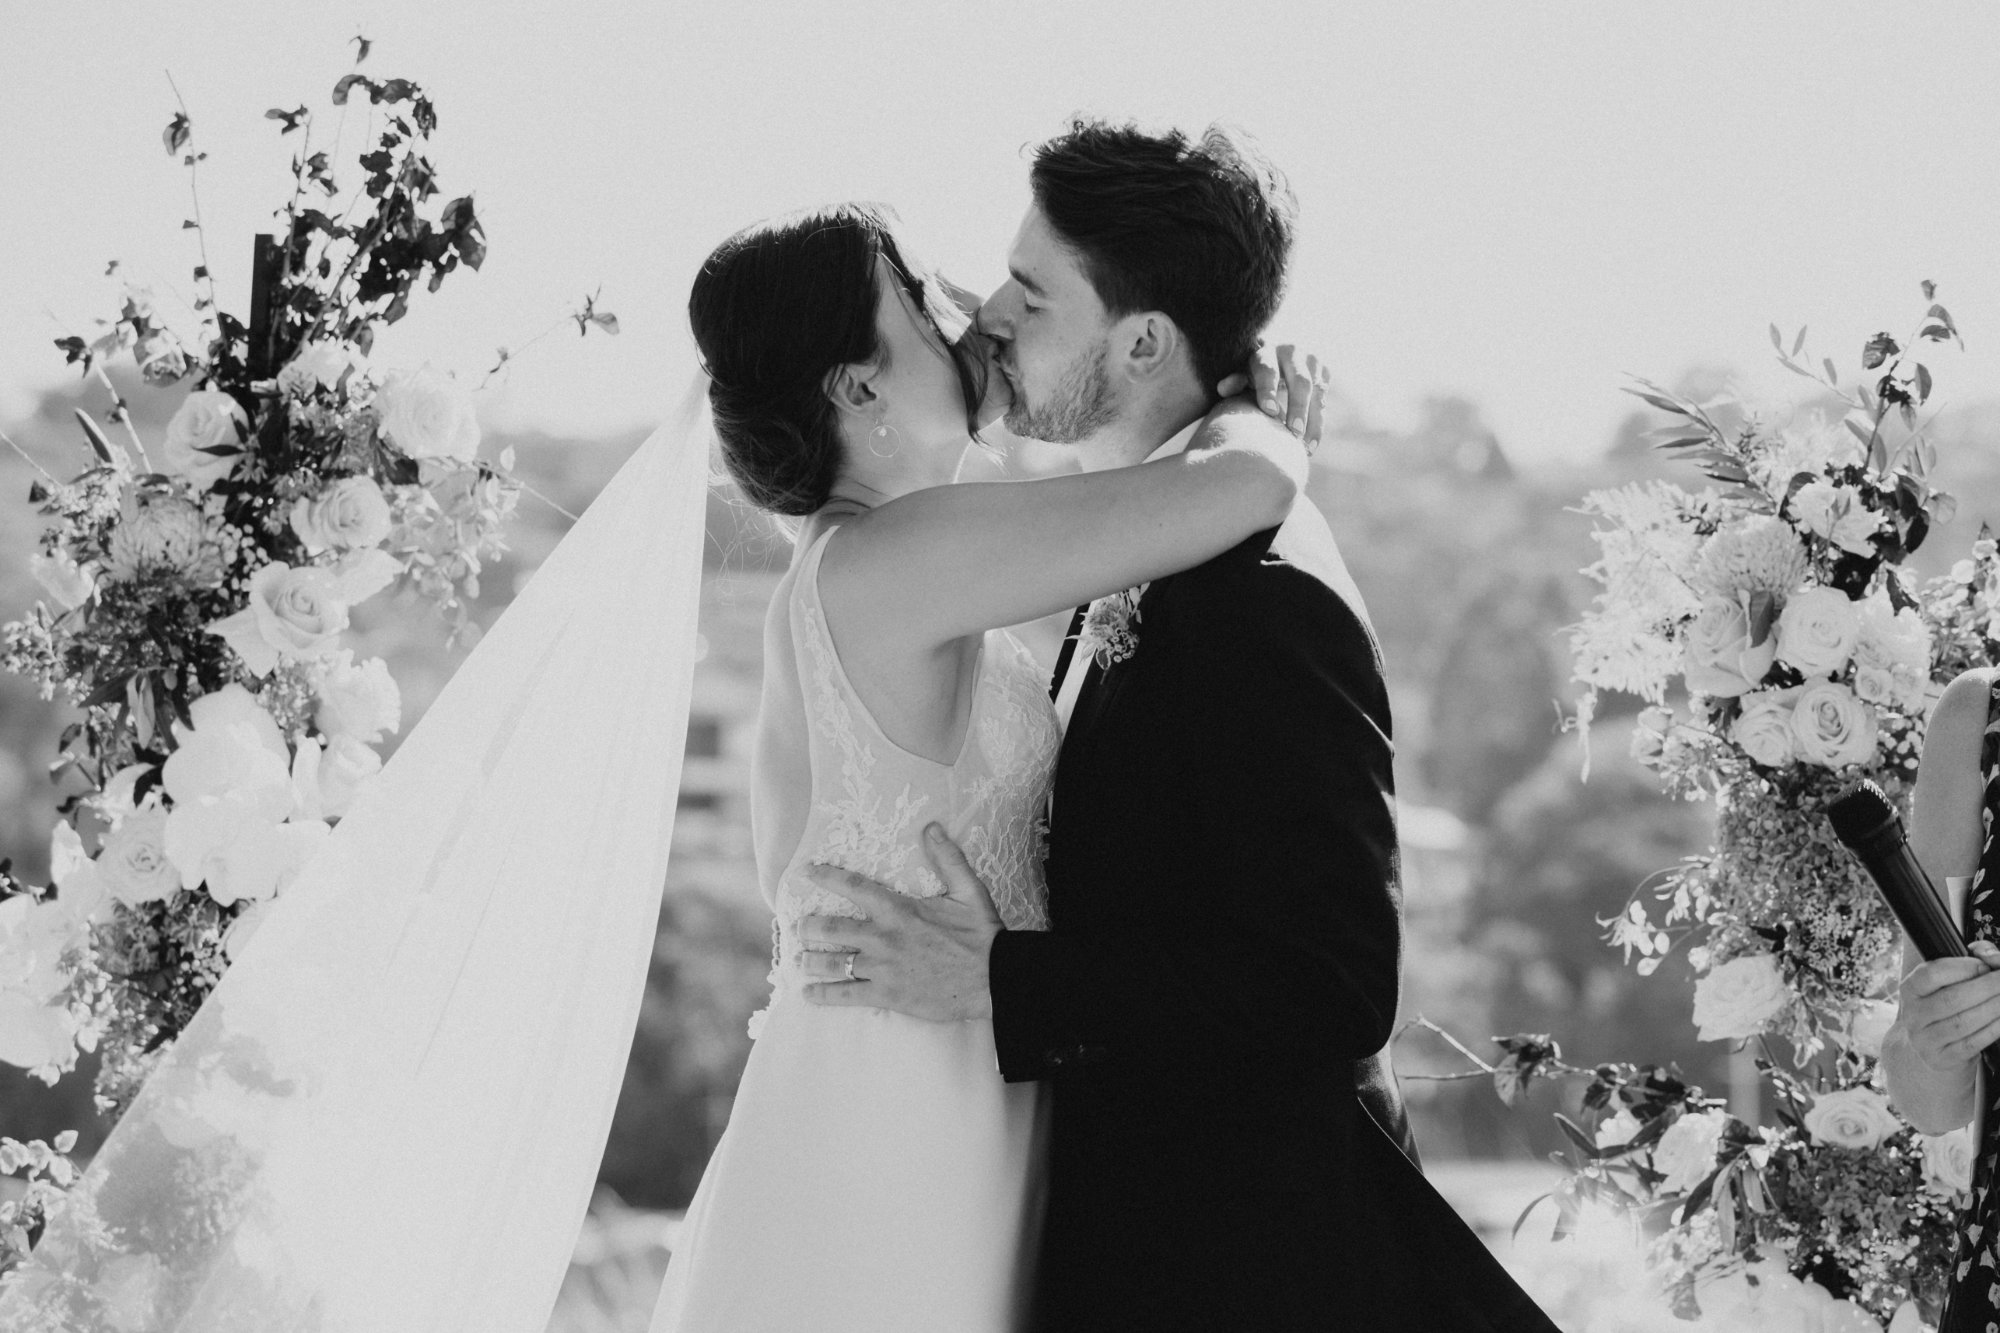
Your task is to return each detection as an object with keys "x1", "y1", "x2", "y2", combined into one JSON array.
[{"x1": 989, "y1": 503, "x2": 1558, "y2": 1332}]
